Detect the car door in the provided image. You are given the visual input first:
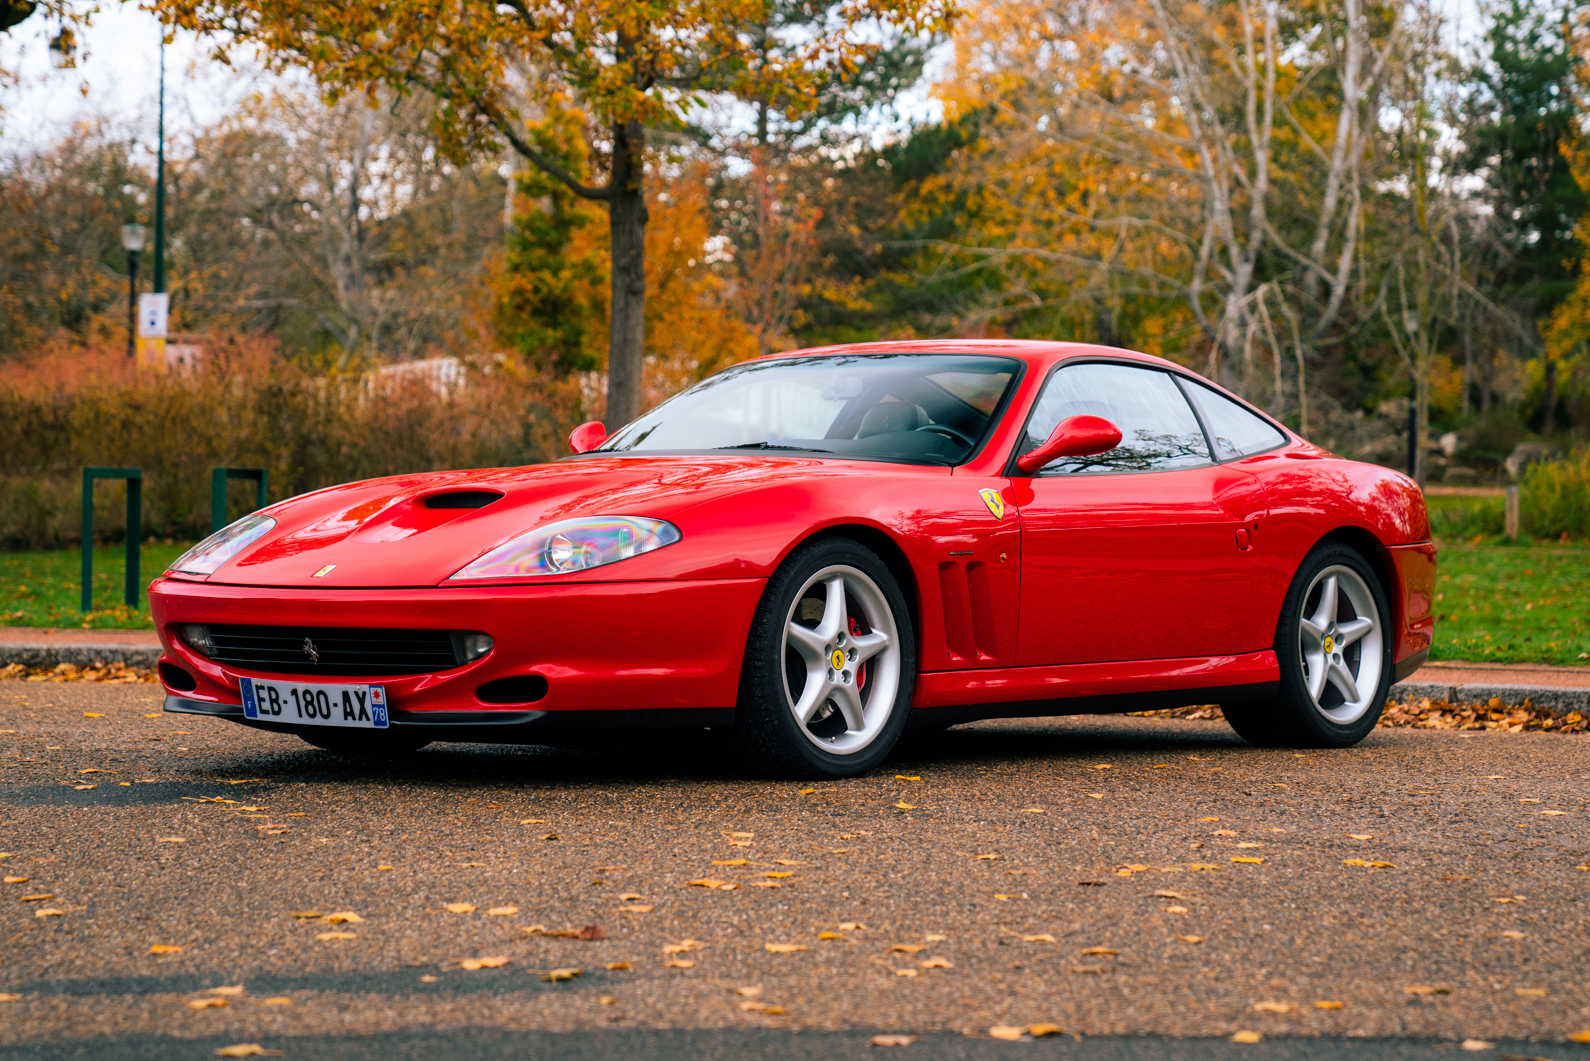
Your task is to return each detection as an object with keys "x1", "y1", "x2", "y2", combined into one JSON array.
[{"x1": 1013, "y1": 361, "x2": 1268, "y2": 666}]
